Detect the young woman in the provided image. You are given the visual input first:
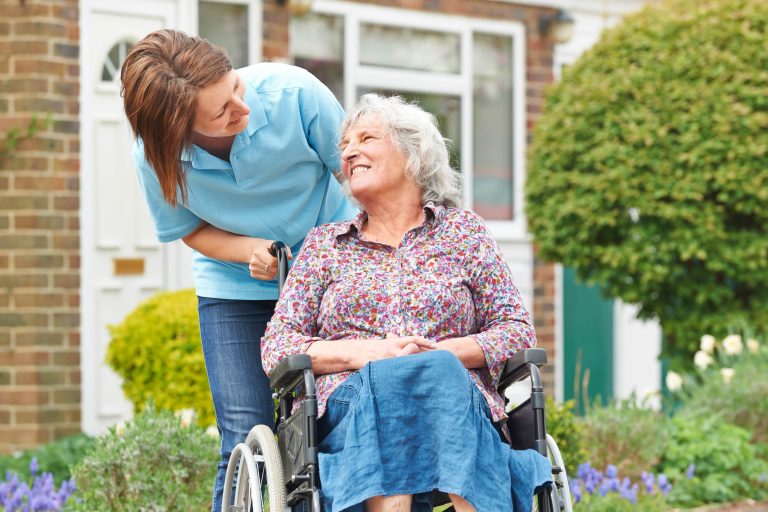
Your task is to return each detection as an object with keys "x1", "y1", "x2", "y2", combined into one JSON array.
[{"x1": 120, "y1": 29, "x2": 357, "y2": 512}]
